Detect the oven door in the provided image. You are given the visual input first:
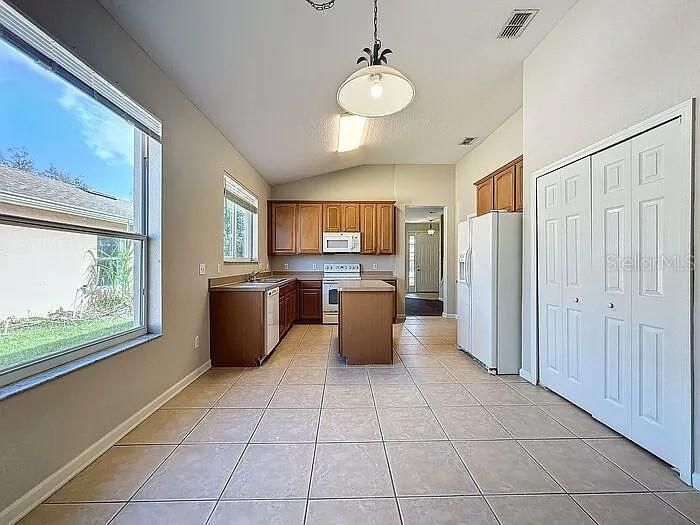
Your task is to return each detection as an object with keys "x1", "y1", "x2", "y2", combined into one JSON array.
[{"x1": 322, "y1": 281, "x2": 339, "y2": 323}]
